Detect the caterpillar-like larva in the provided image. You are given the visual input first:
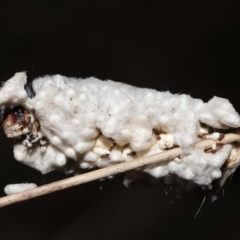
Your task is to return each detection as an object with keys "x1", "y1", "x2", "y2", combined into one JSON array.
[{"x1": 1, "y1": 72, "x2": 240, "y2": 195}]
